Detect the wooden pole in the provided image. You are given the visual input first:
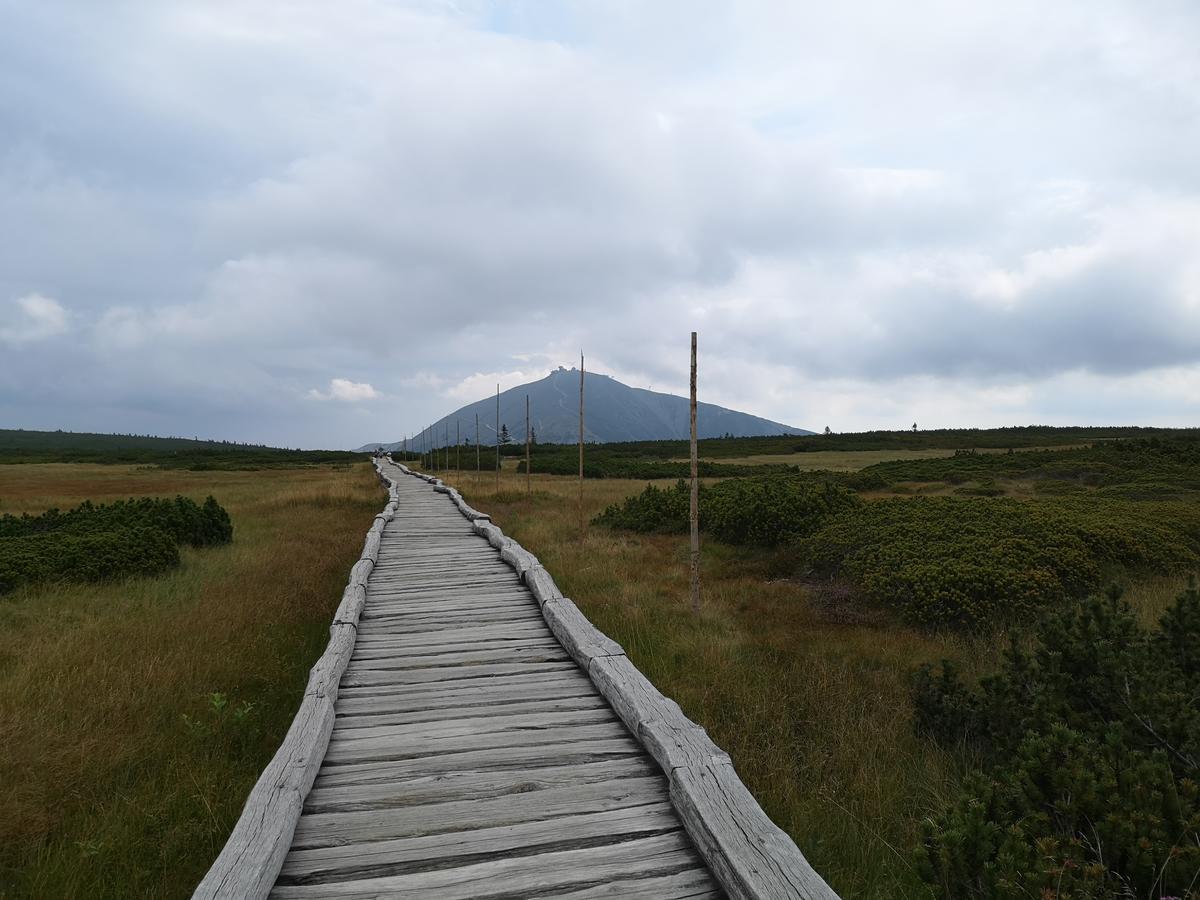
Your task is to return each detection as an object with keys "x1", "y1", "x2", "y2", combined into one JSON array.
[
  {"x1": 456, "y1": 420, "x2": 460, "y2": 473},
  {"x1": 579, "y1": 352, "x2": 585, "y2": 538},
  {"x1": 689, "y1": 331, "x2": 700, "y2": 614},
  {"x1": 475, "y1": 413, "x2": 480, "y2": 488},
  {"x1": 525, "y1": 394, "x2": 531, "y2": 497},
  {"x1": 495, "y1": 384, "x2": 501, "y2": 491}
]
